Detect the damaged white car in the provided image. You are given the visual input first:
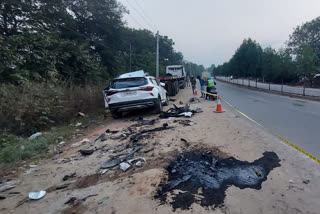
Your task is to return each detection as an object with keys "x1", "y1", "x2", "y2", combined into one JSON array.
[{"x1": 104, "y1": 70, "x2": 169, "y2": 118}]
